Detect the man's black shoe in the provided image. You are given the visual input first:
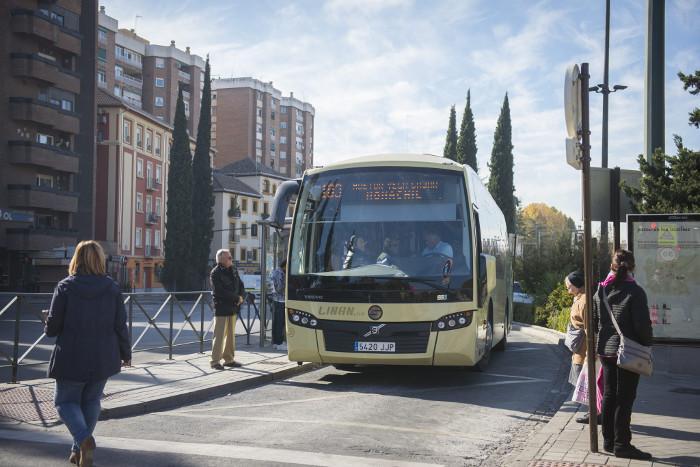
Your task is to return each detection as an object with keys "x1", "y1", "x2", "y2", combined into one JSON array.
[
  {"x1": 223, "y1": 361, "x2": 243, "y2": 368},
  {"x1": 210, "y1": 363, "x2": 224, "y2": 370},
  {"x1": 603, "y1": 441, "x2": 614, "y2": 453},
  {"x1": 575, "y1": 414, "x2": 601, "y2": 424},
  {"x1": 614, "y1": 445, "x2": 652, "y2": 460}
]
